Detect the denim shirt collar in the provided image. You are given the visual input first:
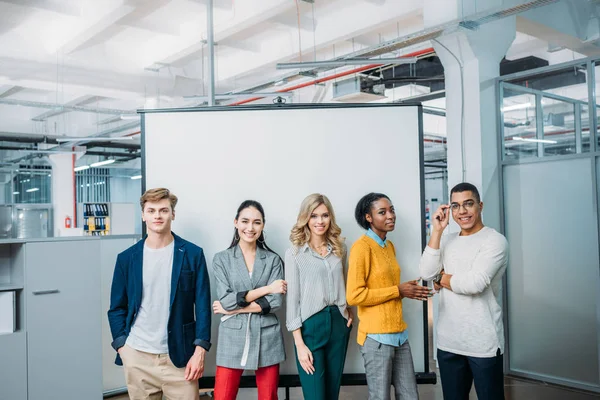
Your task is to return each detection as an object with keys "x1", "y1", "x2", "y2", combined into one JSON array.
[{"x1": 366, "y1": 228, "x2": 386, "y2": 248}]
